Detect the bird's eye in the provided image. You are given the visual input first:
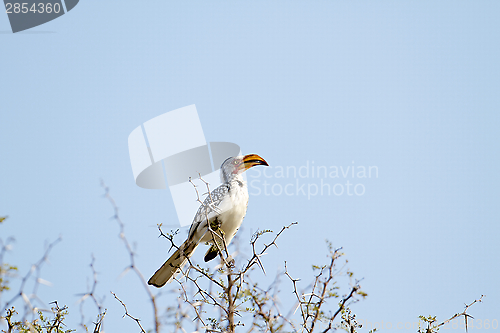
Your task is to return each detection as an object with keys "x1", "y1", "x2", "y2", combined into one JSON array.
[{"x1": 234, "y1": 160, "x2": 238, "y2": 165}]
